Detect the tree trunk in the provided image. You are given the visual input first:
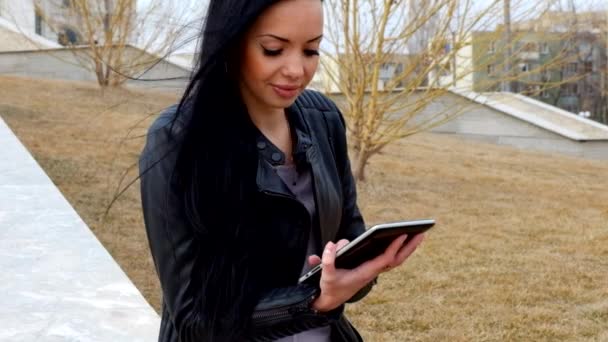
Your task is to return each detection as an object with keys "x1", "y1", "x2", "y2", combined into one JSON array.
[
  {"x1": 353, "y1": 148, "x2": 371, "y2": 182},
  {"x1": 94, "y1": 58, "x2": 109, "y2": 87}
]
